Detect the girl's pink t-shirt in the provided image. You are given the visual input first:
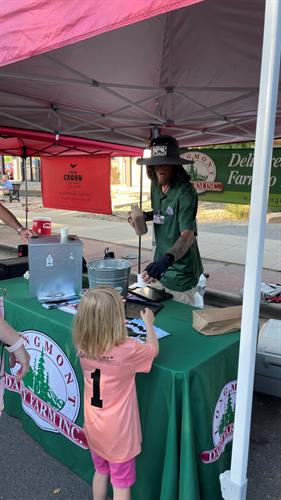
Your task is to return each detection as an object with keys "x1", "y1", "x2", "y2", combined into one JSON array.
[{"x1": 79, "y1": 338, "x2": 157, "y2": 463}]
